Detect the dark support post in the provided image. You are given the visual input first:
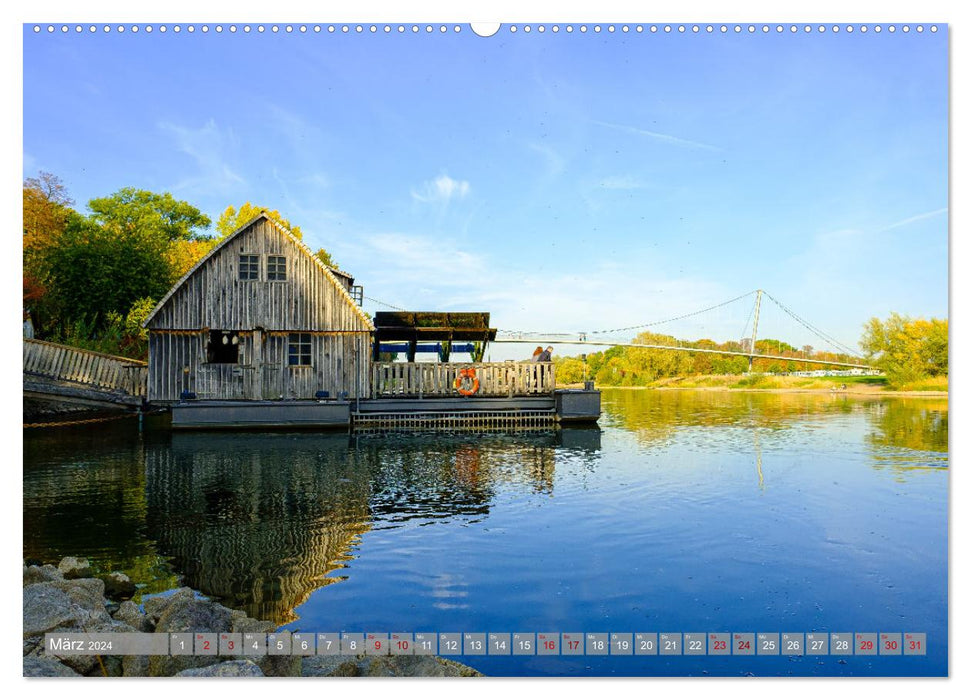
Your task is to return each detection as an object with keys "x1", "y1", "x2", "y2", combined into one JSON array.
[{"x1": 407, "y1": 339, "x2": 417, "y2": 363}]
